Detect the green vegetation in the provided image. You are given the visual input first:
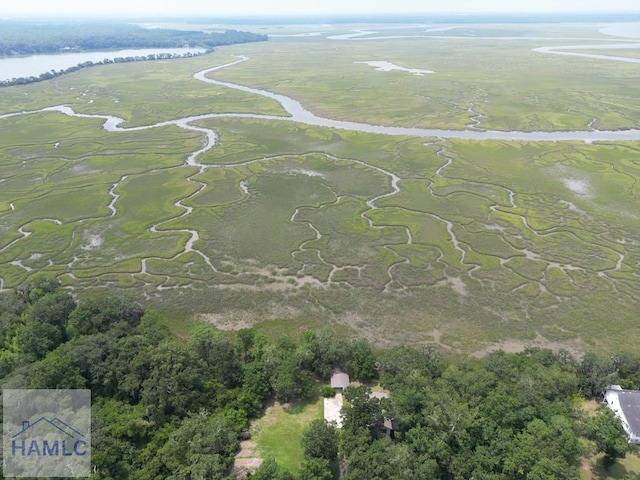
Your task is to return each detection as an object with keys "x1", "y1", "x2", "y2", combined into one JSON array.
[
  {"x1": 0, "y1": 19, "x2": 267, "y2": 56},
  {"x1": 252, "y1": 398, "x2": 323, "y2": 473},
  {"x1": 1, "y1": 22, "x2": 640, "y2": 354},
  {"x1": 4, "y1": 19, "x2": 640, "y2": 480},
  {"x1": 213, "y1": 25, "x2": 640, "y2": 132},
  {"x1": 3, "y1": 281, "x2": 640, "y2": 479},
  {"x1": 0, "y1": 20, "x2": 268, "y2": 87}
]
